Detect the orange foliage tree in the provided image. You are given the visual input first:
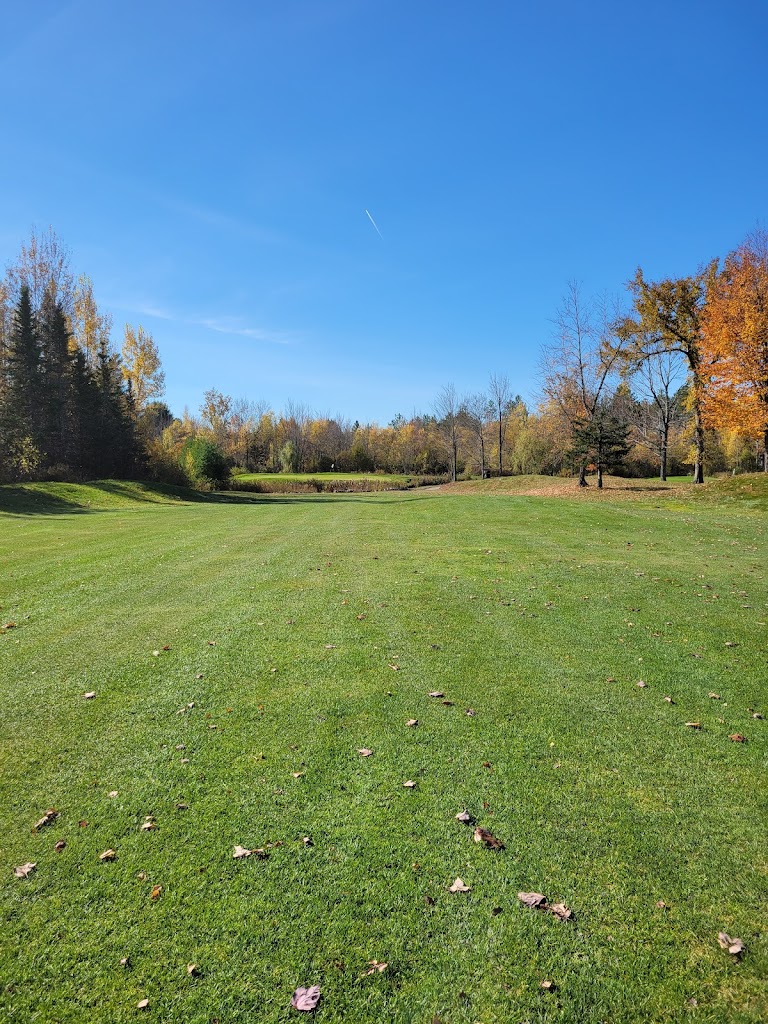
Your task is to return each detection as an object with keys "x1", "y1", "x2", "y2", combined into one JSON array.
[{"x1": 701, "y1": 229, "x2": 768, "y2": 470}]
